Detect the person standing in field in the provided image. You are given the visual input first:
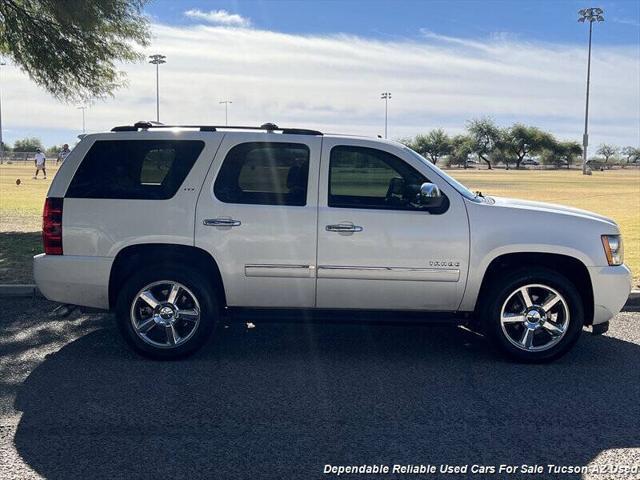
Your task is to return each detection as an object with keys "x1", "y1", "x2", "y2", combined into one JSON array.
[
  {"x1": 33, "y1": 148, "x2": 47, "y2": 179},
  {"x1": 57, "y1": 144, "x2": 71, "y2": 164}
]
